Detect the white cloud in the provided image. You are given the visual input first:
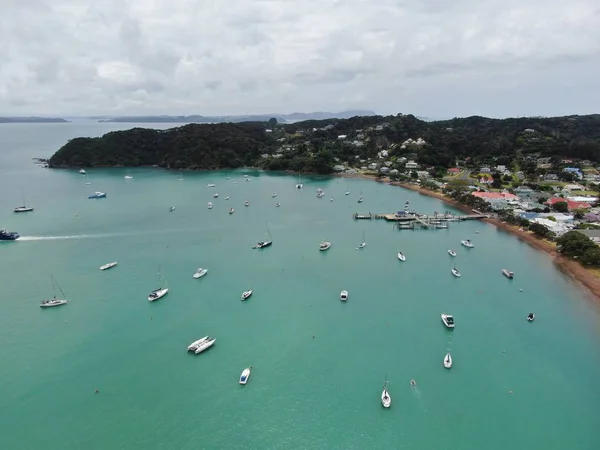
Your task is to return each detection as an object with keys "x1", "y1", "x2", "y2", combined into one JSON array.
[{"x1": 0, "y1": 0, "x2": 599, "y2": 117}]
